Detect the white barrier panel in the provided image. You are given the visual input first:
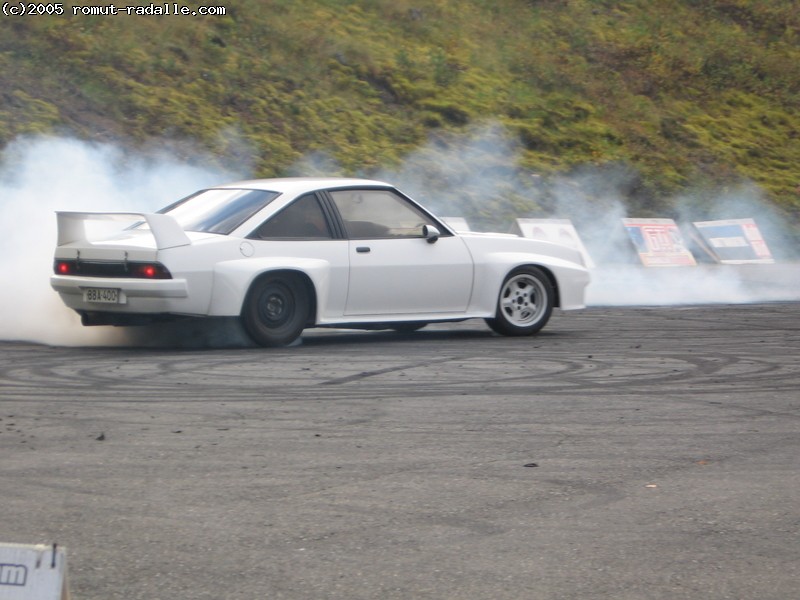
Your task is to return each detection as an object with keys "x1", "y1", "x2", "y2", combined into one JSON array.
[
  {"x1": 512, "y1": 219, "x2": 595, "y2": 268},
  {"x1": 692, "y1": 218, "x2": 774, "y2": 264},
  {"x1": 0, "y1": 543, "x2": 69, "y2": 600},
  {"x1": 441, "y1": 217, "x2": 471, "y2": 232},
  {"x1": 622, "y1": 218, "x2": 696, "y2": 267}
]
